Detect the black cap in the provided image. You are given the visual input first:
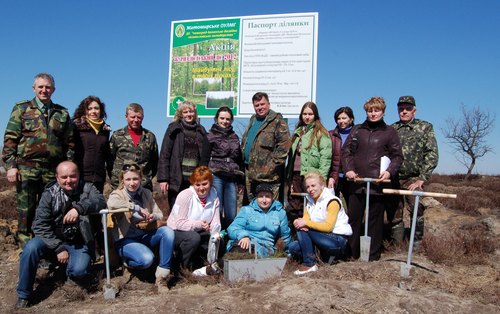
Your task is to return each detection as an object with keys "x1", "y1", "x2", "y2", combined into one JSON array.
[
  {"x1": 397, "y1": 96, "x2": 416, "y2": 107},
  {"x1": 255, "y1": 183, "x2": 273, "y2": 194}
]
